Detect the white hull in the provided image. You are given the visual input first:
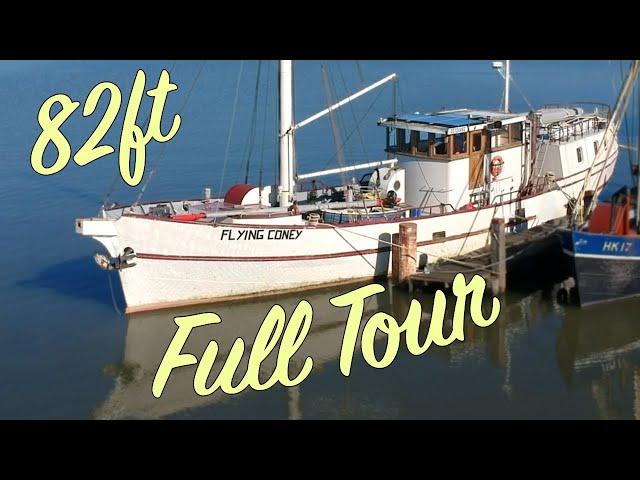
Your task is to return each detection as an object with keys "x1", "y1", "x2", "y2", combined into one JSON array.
[{"x1": 78, "y1": 149, "x2": 617, "y2": 312}]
